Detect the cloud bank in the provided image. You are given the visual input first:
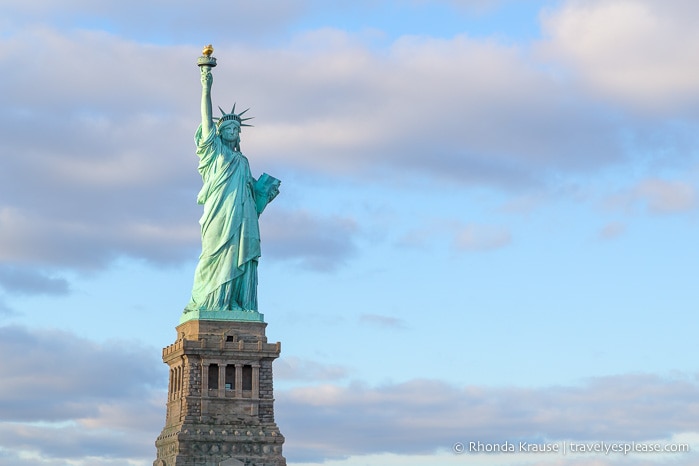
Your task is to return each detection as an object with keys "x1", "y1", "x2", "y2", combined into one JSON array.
[
  {"x1": 1, "y1": 325, "x2": 697, "y2": 465},
  {"x1": 2, "y1": 0, "x2": 699, "y2": 284}
]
